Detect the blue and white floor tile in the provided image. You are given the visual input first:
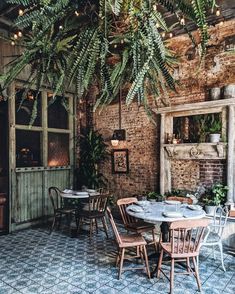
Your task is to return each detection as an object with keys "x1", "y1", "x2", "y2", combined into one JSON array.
[{"x1": 0, "y1": 226, "x2": 234, "y2": 294}]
